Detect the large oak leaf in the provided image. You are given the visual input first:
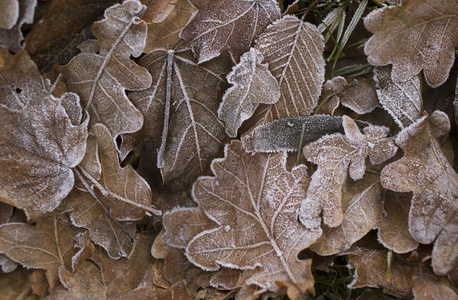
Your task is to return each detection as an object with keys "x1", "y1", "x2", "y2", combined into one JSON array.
[
  {"x1": 364, "y1": 0, "x2": 458, "y2": 88},
  {"x1": 127, "y1": 47, "x2": 232, "y2": 190},
  {"x1": 56, "y1": 0, "x2": 152, "y2": 138},
  {"x1": 255, "y1": 15, "x2": 325, "y2": 121},
  {"x1": 0, "y1": 52, "x2": 88, "y2": 221},
  {"x1": 180, "y1": 0, "x2": 280, "y2": 63},
  {"x1": 381, "y1": 111, "x2": 458, "y2": 275},
  {"x1": 186, "y1": 140, "x2": 321, "y2": 297}
]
